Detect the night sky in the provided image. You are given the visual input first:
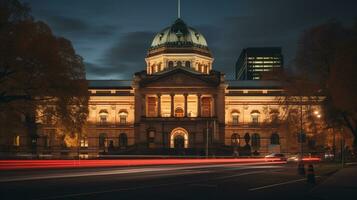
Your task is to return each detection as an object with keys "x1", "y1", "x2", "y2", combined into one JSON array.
[{"x1": 26, "y1": 0, "x2": 357, "y2": 80}]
